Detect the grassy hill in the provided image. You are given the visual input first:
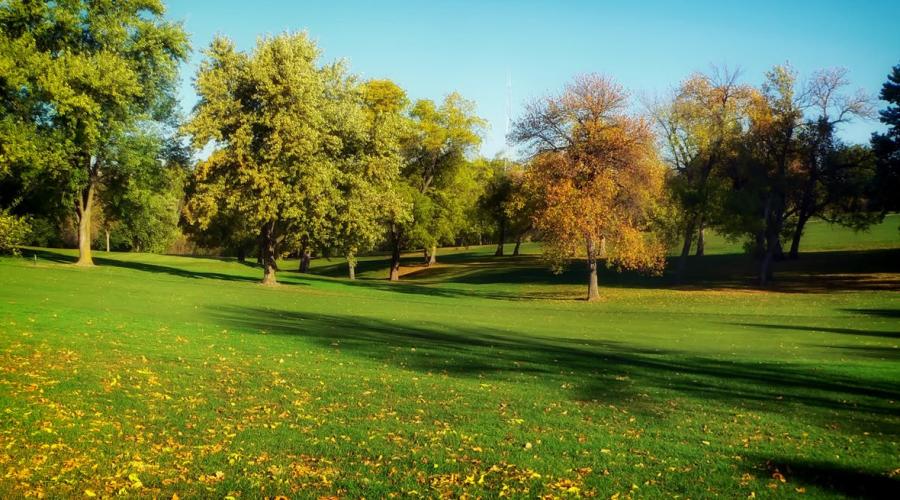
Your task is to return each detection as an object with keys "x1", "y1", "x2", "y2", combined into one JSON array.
[{"x1": 0, "y1": 216, "x2": 898, "y2": 498}]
